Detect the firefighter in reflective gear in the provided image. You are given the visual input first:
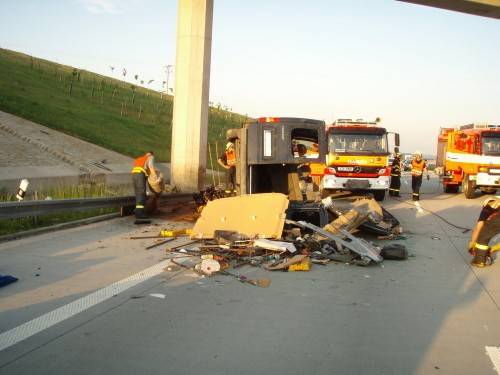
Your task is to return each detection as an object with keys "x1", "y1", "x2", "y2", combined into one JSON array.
[
  {"x1": 217, "y1": 142, "x2": 236, "y2": 193},
  {"x1": 131, "y1": 151, "x2": 158, "y2": 220},
  {"x1": 410, "y1": 151, "x2": 428, "y2": 201},
  {"x1": 469, "y1": 197, "x2": 500, "y2": 267},
  {"x1": 389, "y1": 148, "x2": 402, "y2": 197}
]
